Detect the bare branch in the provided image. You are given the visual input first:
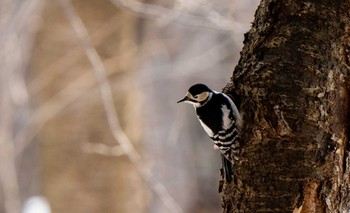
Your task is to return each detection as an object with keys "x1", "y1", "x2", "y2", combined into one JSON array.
[
  {"x1": 15, "y1": 52, "x2": 137, "y2": 157},
  {"x1": 0, "y1": 0, "x2": 41, "y2": 212},
  {"x1": 0, "y1": 138, "x2": 21, "y2": 213},
  {"x1": 28, "y1": 14, "x2": 124, "y2": 96},
  {"x1": 0, "y1": 0, "x2": 40, "y2": 47},
  {"x1": 109, "y1": 0, "x2": 247, "y2": 33},
  {"x1": 57, "y1": 0, "x2": 183, "y2": 212},
  {"x1": 81, "y1": 143, "x2": 125, "y2": 157}
]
